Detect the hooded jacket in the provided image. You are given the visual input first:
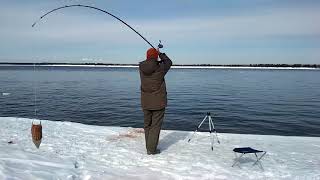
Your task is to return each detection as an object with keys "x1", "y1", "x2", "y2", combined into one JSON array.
[{"x1": 139, "y1": 53, "x2": 172, "y2": 110}]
